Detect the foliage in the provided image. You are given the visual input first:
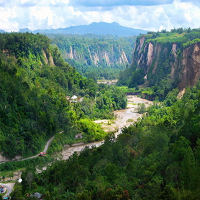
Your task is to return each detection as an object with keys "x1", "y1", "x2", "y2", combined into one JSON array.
[
  {"x1": 18, "y1": 82, "x2": 200, "y2": 199},
  {"x1": 0, "y1": 32, "x2": 127, "y2": 158},
  {"x1": 77, "y1": 84, "x2": 127, "y2": 120},
  {"x1": 78, "y1": 118, "x2": 107, "y2": 142},
  {"x1": 137, "y1": 103, "x2": 146, "y2": 113}
]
